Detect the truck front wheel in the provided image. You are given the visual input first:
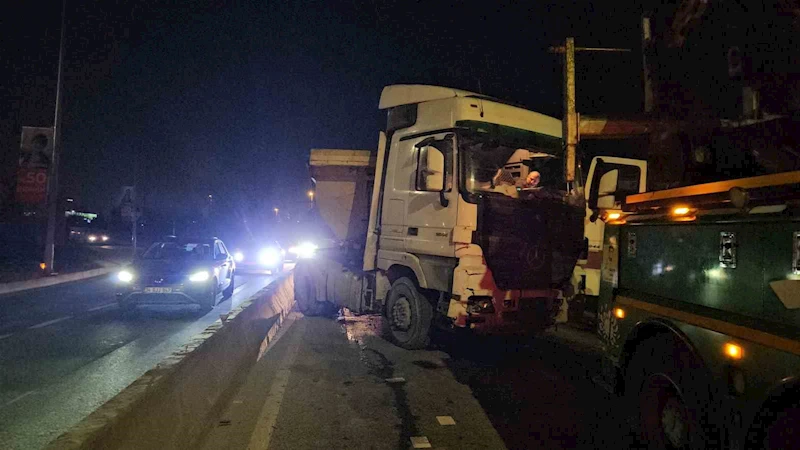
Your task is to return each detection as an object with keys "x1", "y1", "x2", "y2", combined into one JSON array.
[
  {"x1": 625, "y1": 335, "x2": 716, "y2": 450},
  {"x1": 383, "y1": 277, "x2": 432, "y2": 350}
]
